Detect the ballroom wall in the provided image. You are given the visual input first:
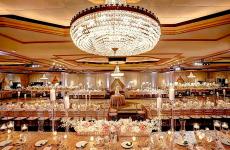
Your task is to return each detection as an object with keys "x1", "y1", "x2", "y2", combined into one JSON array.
[
  {"x1": 0, "y1": 71, "x2": 229, "y2": 89},
  {"x1": 0, "y1": 73, "x2": 29, "y2": 88},
  {"x1": 29, "y1": 73, "x2": 61, "y2": 84},
  {"x1": 67, "y1": 72, "x2": 154, "y2": 89}
]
